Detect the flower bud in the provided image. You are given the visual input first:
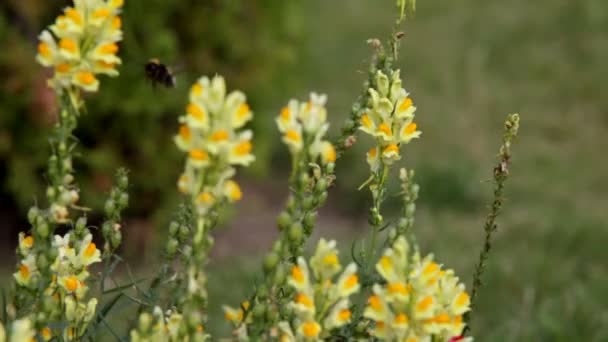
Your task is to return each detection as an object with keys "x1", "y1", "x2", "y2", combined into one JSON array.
[
  {"x1": 111, "y1": 230, "x2": 122, "y2": 248},
  {"x1": 169, "y1": 221, "x2": 179, "y2": 236},
  {"x1": 288, "y1": 223, "x2": 303, "y2": 244},
  {"x1": 118, "y1": 174, "x2": 129, "y2": 189},
  {"x1": 252, "y1": 303, "x2": 266, "y2": 319},
  {"x1": 274, "y1": 265, "x2": 286, "y2": 284},
  {"x1": 166, "y1": 239, "x2": 179, "y2": 256},
  {"x1": 178, "y1": 225, "x2": 190, "y2": 240},
  {"x1": 263, "y1": 252, "x2": 279, "y2": 273},
  {"x1": 37, "y1": 254, "x2": 49, "y2": 270},
  {"x1": 272, "y1": 240, "x2": 283, "y2": 254},
  {"x1": 257, "y1": 284, "x2": 269, "y2": 300},
  {"x1": 303, "y1": 212, "x2": 316, "y2": 233},
  {"x1": 398, "y1": 218, "x2": 408, "y2": 230},
  {"x1": 326, "y1": 163, "x2": 335, "y2": 174},
  {"x1": 315, "y1": 179, "x2": 327, "y2": 193},
  {"x1": 47, "y1": 248, "x2": 58, "y2": 262},
  {"x1": 76, "y1": 217, "x2": 87, "y2": 232},
  {"x1": 46, "y1": 186, "x2": 56, "y2": 199},
  {"x1": 277, "y1": 212, "x2": 291, "y2": 231},
  {"x1": 182, "y1": 245, "x2": 193, "y2": 258},
  {"x1": 118, "y1": 193, "x2": 129, "y2": 208},
  {"x1": 27, "y1": 207, "x2": 39, "y2": 224},
  {"x1": 316, "y1": 191, "x2": 328, "y2": 206},
  {"x1": 388, "y1": 228, "x2": 397, "y2": 241},
  {"x1": 102, "y1": 221, "x2": 112, "y2": 236},
  {"x1": 286, "y1": 196, "x2": 297, "y2": 213},
  {"x1": 298, "y1": 174, "x2": 310, "y2": 189},
  {"x1": 343, "y1": 118, "x2": 355, "y2": 131},
  {"x1": 104, "y1": 199, "x2": 116, "y2": 216},
  {"x1": 37, "y1": 222, "x2": 49, "y2": 238},
  {"x1": 265, "y1": 306, "x2": 279, "y2": 322},
  {"x1": 405, "y1": 203, "x2": 416, "y2": 216},
  {"x1": 303, "y1": 197, "x2": 314, "y2": 211}
]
